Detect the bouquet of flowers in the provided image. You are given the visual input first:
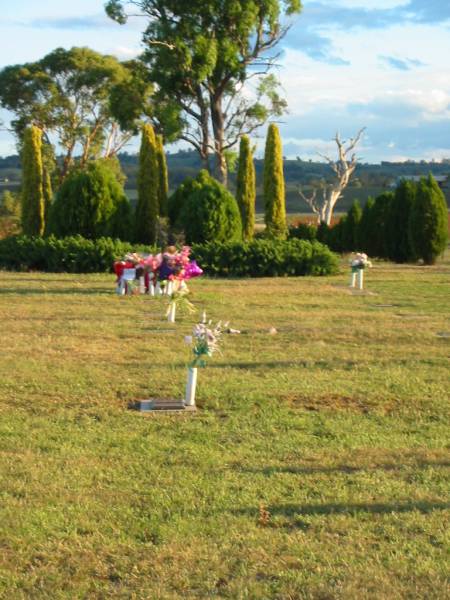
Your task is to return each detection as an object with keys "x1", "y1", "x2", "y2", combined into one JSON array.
[
  {"x1": 183, "y1": 316, "x2": 229, "y2": 407},
  {"x1": 113, "y1": 246, "x2": 203, "y2": 293},
  {"x1": 350, "y1": 252, "x2": 372, "y2": 272},
  {"x1": 185, "y1": 319, "x2": 225, "y2": 368}
]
